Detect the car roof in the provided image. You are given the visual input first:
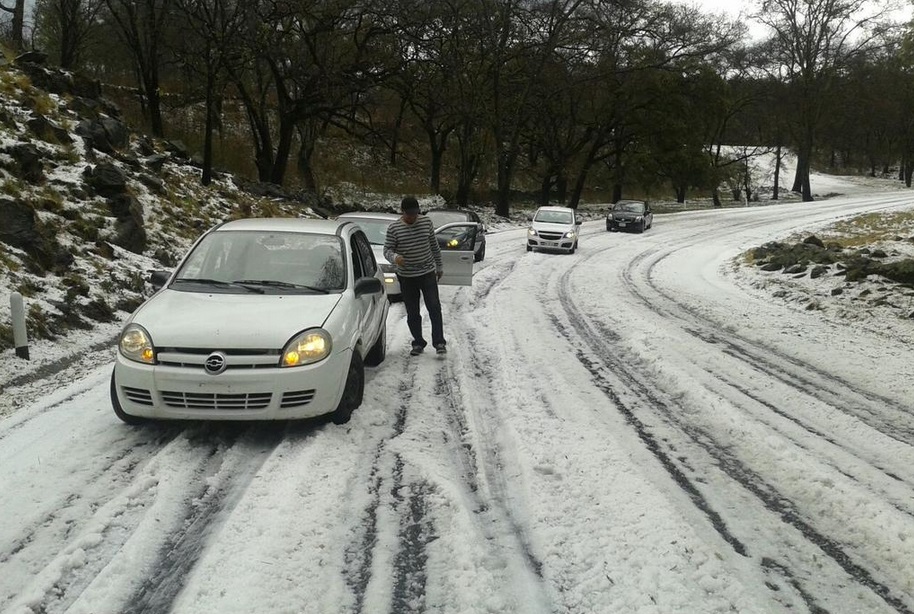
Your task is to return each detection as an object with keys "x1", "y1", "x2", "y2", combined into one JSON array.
[
  {"x1": 536, "y1": 206, "x2": 574, "y2": 212},
  {"x1": 217, "y1": 217, "x2": 345, "y2": 235},
  {"x1": 337, "y1": 211, "x2": 400, "y2": 221}
]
